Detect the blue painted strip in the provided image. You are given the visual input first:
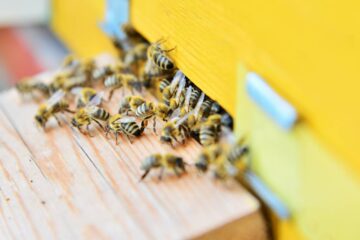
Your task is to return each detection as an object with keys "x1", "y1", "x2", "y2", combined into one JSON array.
[
  {"x1": 244, "y1": 171, "x2": 291, "y2": 219},
  {"x1": 246, "y1": 72, "x2": 298, "y2": 130},
  {"x1": 100, "y1": 0, "x2": 129, "y2": 39}
]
